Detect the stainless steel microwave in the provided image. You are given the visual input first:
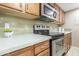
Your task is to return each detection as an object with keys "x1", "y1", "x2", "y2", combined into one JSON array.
[{"x1": 41, "y1": 3, "x2": 57, "y2": 21}]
